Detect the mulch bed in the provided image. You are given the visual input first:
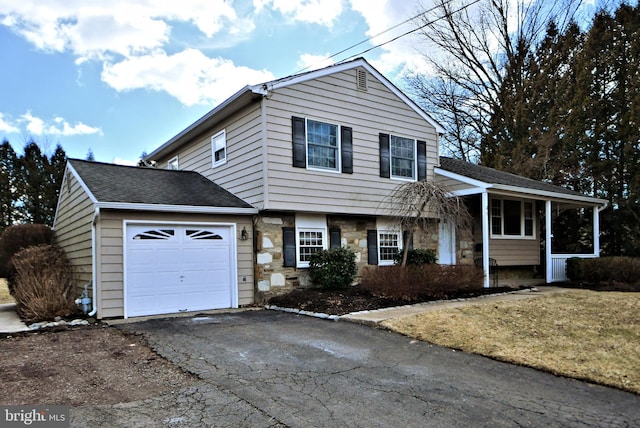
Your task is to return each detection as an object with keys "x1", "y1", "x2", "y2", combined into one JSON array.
[{"x1": 267, "y1": 285, "x2": 523, "y2": 316}]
